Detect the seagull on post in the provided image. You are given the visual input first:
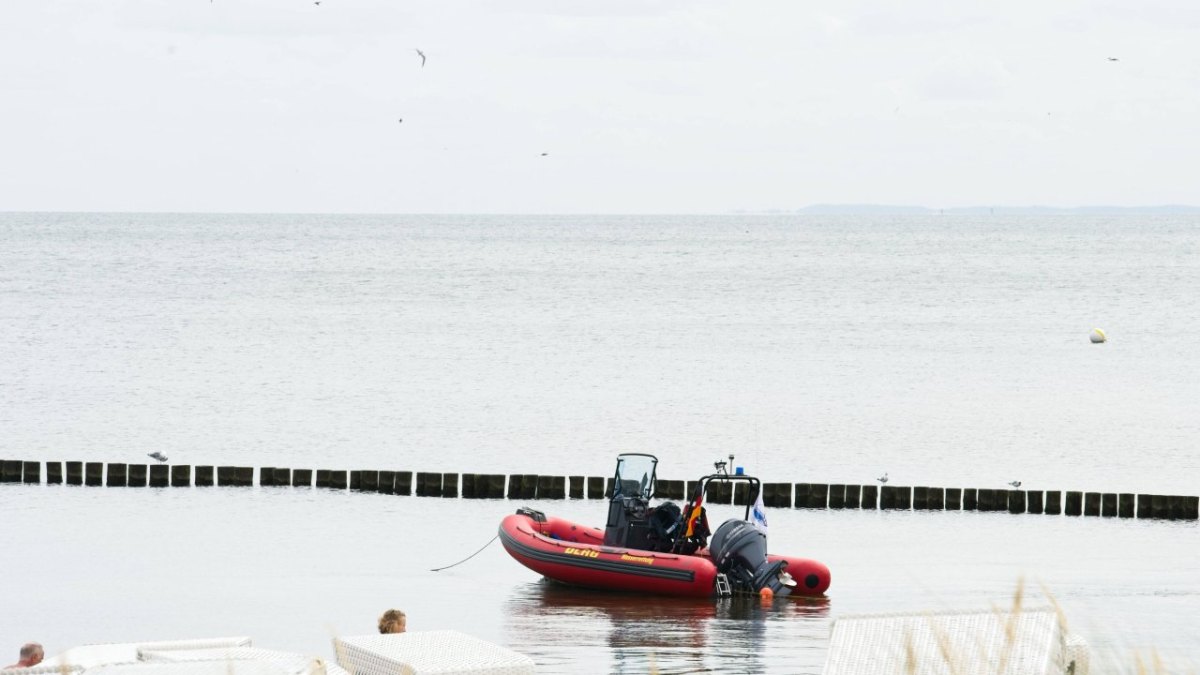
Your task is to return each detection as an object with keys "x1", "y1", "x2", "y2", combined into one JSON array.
[
  {"x1": 876, "y1": 473, "x2": 889, "y2": 484},
  {"x1": 147, "y1": 452, "x2": 168, "y2": 463},
  {"x1": 1008, "y1": 480, "x2": 1022, "y2": 488}
]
